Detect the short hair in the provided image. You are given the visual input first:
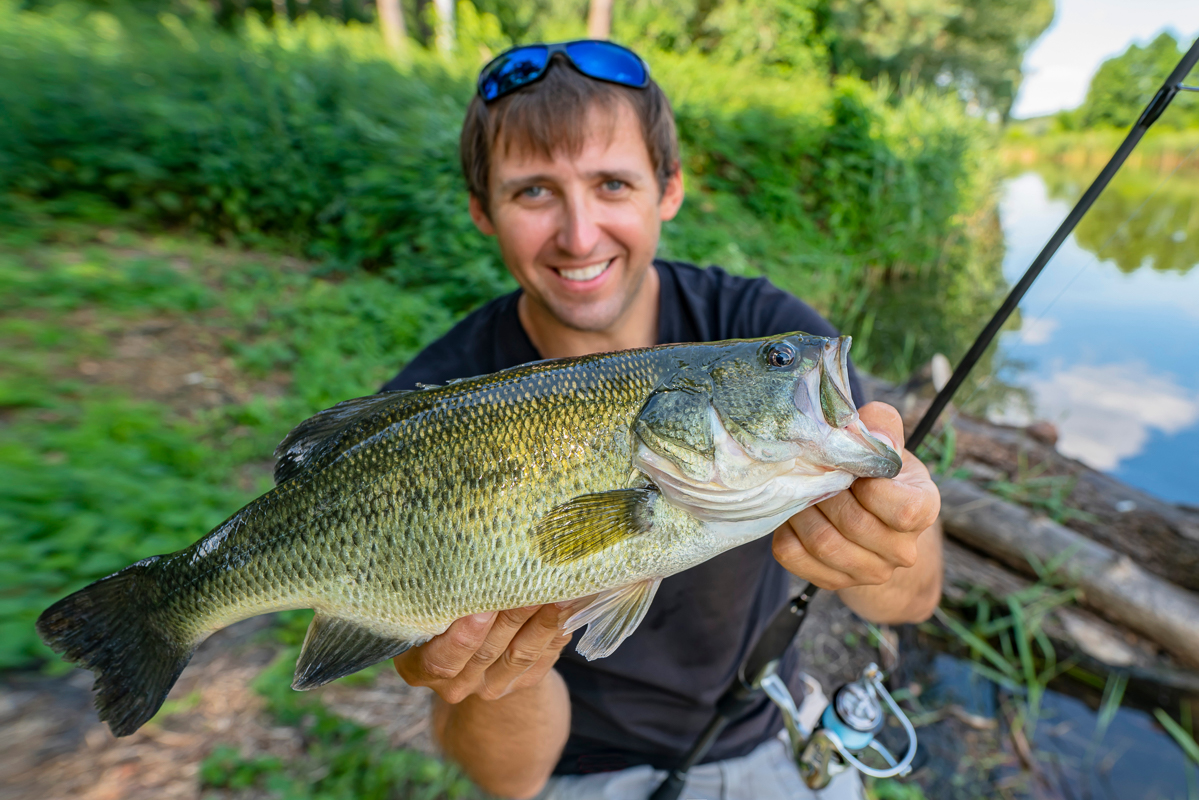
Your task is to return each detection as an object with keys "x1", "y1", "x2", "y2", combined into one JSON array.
[{"x1": 460, "y1": 53, "x2": 680, "y2": 214}]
